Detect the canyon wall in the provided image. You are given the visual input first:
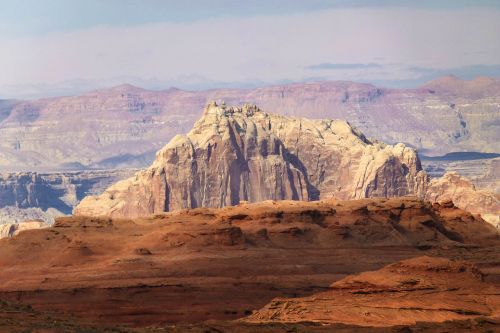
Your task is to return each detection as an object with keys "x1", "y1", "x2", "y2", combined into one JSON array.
[
  {"x1": 0, "y1": 169, "x2": 136, "y2": 213},
  {"x1": 0, "y1": 76, "x2": 498, "y2": 171},
  {"x1": 0, "y1": 169, "x2": 136, "y2": 229},
  {"x1": 425, "y1": 172, "x2": 500, "y2": 227}
]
